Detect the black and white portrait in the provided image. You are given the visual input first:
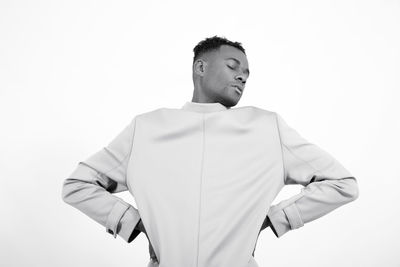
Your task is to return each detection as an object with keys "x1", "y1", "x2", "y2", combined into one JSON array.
[{"x1": 1, "y1": 1, "x2": 398, "y2": 266}]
